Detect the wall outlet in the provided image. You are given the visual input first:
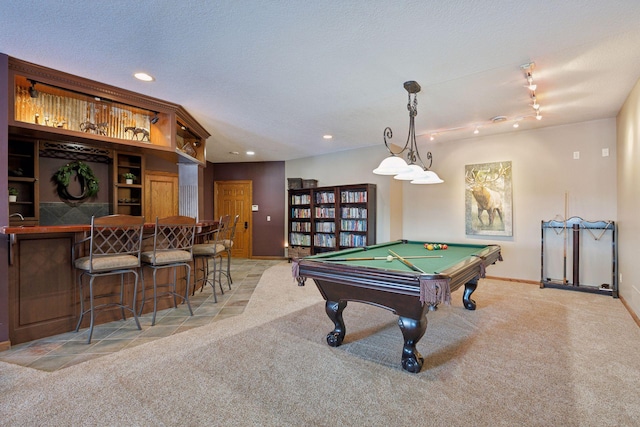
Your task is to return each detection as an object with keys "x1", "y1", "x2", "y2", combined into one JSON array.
[
  {"x1": 602, "y1": 148, "x2": 609, "y2": 157},
  {"x1": 573, "y1": 151, "x2": 580, "y2": 159}
]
